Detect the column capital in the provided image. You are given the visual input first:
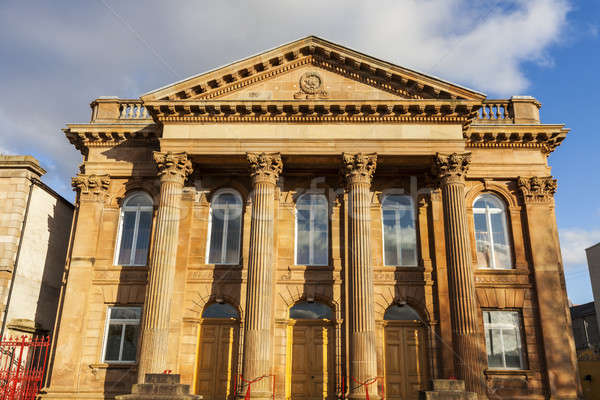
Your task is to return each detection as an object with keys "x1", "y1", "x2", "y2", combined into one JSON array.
[
  {"x1": 246, "y1": 152, "x2": 282, "y2": 185},
  {"x1": 71, "y1": 174, "x2": 110, "y2": 202},
  {"x1": 518, "y1": 176, "x2": 557, "y2": 204},
  {"x1": 342, "y1": 152, "x2": 377, "y2": 186},
  {"x1": 153, "y1": 151, "x2": 192, "y2": 184},
  {"x1": 433, "y1": 152, "x2": 471, "y2": 185}
]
